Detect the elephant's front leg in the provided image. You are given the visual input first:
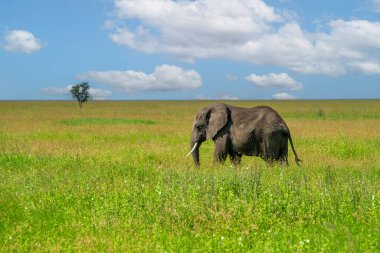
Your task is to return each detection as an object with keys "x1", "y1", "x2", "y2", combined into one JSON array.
[
  {"x1": 229, "y1": 152, "x2": 242, "y2": 165},
  {"x1": 213, "y1": 135, "x2": 229, "y2": 164}
]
